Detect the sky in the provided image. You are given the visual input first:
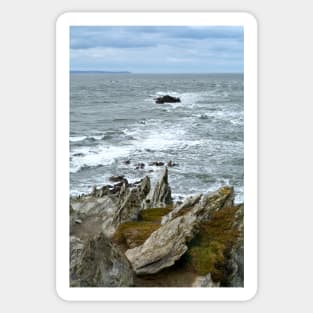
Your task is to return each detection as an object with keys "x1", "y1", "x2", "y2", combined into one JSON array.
[{"x1": 70, "y1": 26, "x2": 243, "y2": 73}]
